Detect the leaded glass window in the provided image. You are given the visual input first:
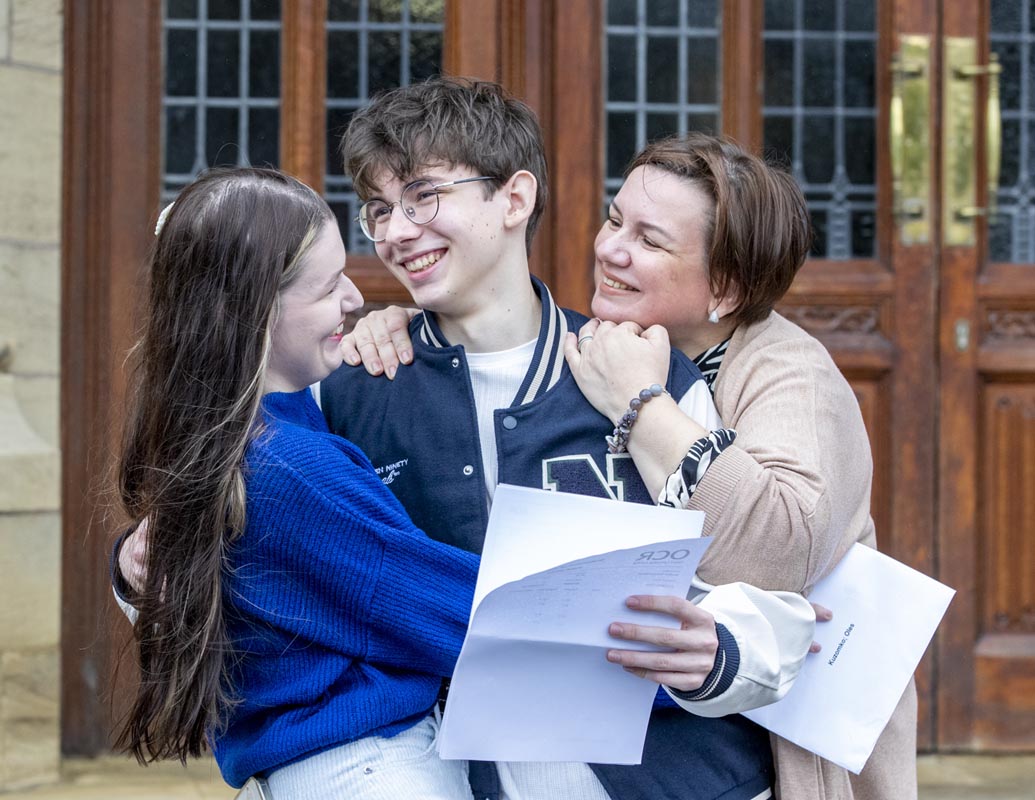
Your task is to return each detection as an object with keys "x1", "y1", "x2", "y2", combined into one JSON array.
[
  {"x1": 162, "y1": 0, "x2": 282, "y2": 201},
  {"x1": 762, "y1": 0, "x2": 877, "y2": 259},
  {"x1": 603, "y1": 0, "x2": 722, "y2": 206},
  {"x1": 990, "y1": 0, "x2": 1035, "y2": 264},
  {"x1": 324, "y1": 0, "x2": 445, "y2": 254}
]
